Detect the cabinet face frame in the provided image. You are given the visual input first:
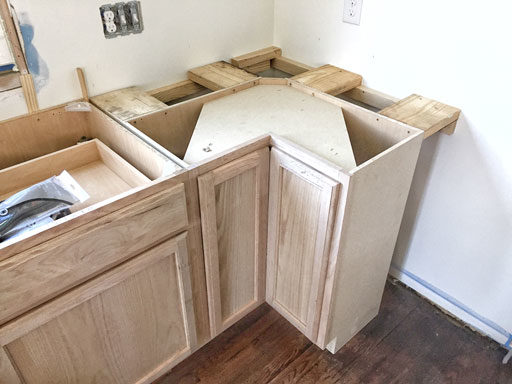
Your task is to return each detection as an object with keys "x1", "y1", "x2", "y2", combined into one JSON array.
[
  {"x1": 0, "y1": 233, "x2": 197, "y2": 384},
  {"x1": 198, "y1": 148, "x2": 269, "y2": 337},
  {"x1": 266, "y1": 148, "x2": 340, "y2": 342}
]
